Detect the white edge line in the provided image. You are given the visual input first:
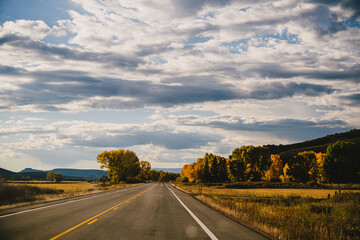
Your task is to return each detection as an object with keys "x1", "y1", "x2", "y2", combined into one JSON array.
[
  {"x1": 0, "y1": 184, "x2": 145, "y2": 219},
  {"x1": 166, "y1": 183, "x2": 219, "y2": 240}
]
